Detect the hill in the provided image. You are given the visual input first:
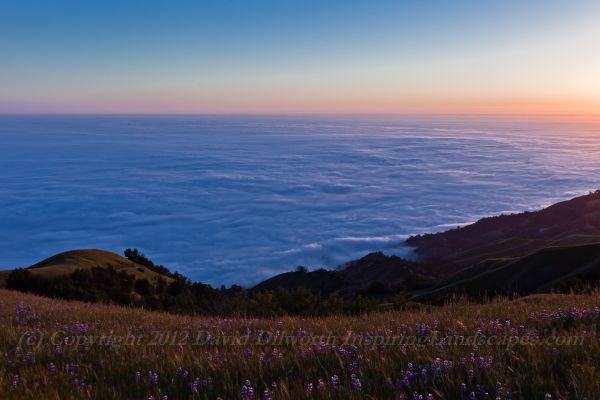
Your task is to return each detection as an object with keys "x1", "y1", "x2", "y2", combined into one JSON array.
[
  {"x1": 406, "y1": 190, "x2": 600, "y2": 275},
  {"x1": 415, "y1": 242, "x2": 600, "y2": 302},
  {"x1": 0, "y1": 249, "x2": 172, "y2": 289},
  {"x1": 253, "y1": 252, "x2": 435, "y2": 298}
]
